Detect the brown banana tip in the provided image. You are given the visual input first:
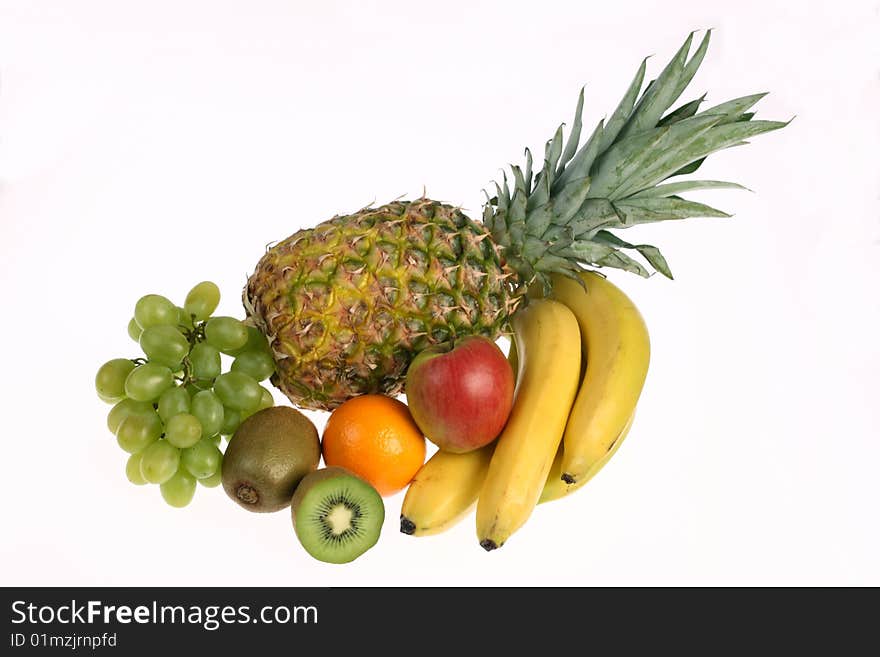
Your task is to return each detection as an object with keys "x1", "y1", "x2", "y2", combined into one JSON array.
[
  {"x1": 480, "y1": 539, "x2": 499, "y2": 552},
  {"x1": 400, "y1": 516, "x2": 416, "y2": 535},
  {"x1": 561, "y1": 473, "x2": 576, "y2": 485}
]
